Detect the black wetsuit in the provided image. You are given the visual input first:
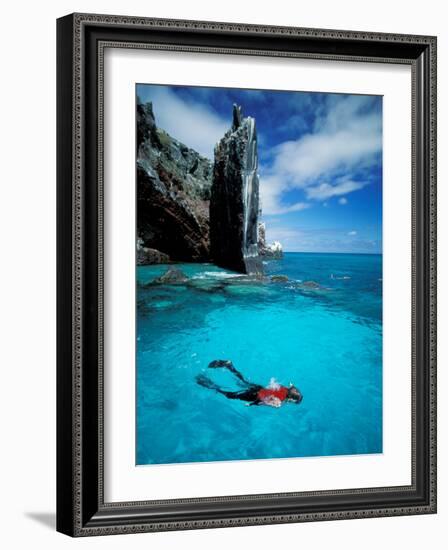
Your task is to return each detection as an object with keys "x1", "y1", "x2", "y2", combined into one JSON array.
[
  {"x1": 196, "y1": 360, "x2": 263, "y2": 405},
  {"x1": 219, "y1": 384, "x2": 263, "y2": 403}
]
